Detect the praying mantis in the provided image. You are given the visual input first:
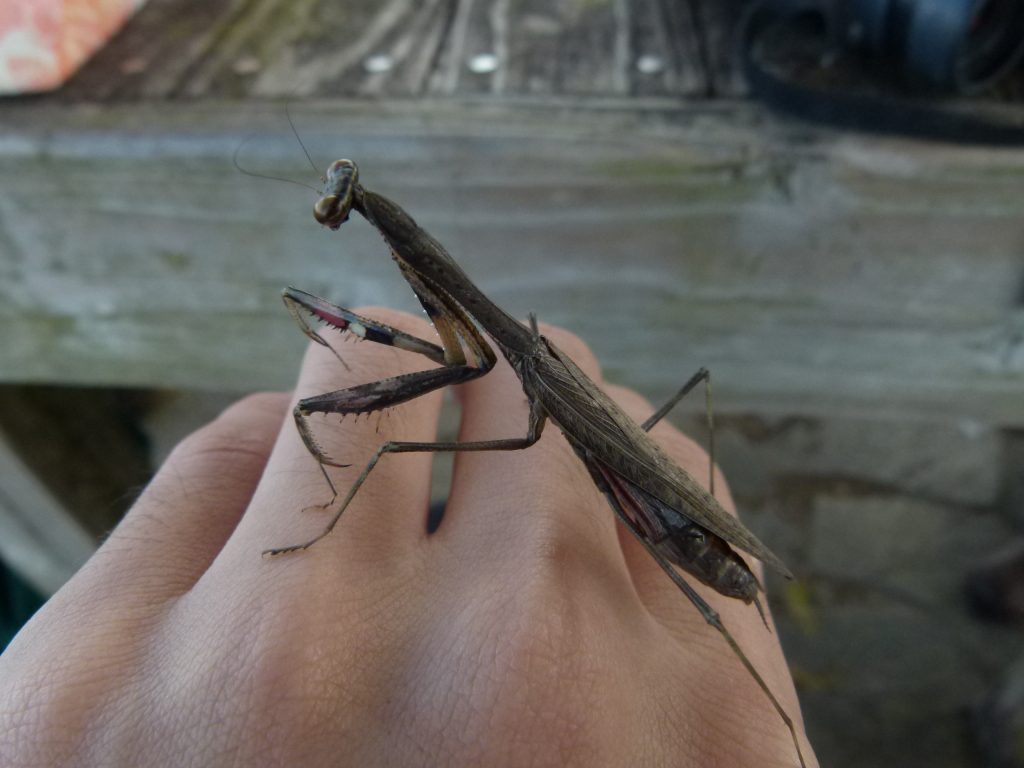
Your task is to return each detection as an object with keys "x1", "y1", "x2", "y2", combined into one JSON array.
[{"x1": 266, "y1": 158, "x2": 807, "y2": 767}]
